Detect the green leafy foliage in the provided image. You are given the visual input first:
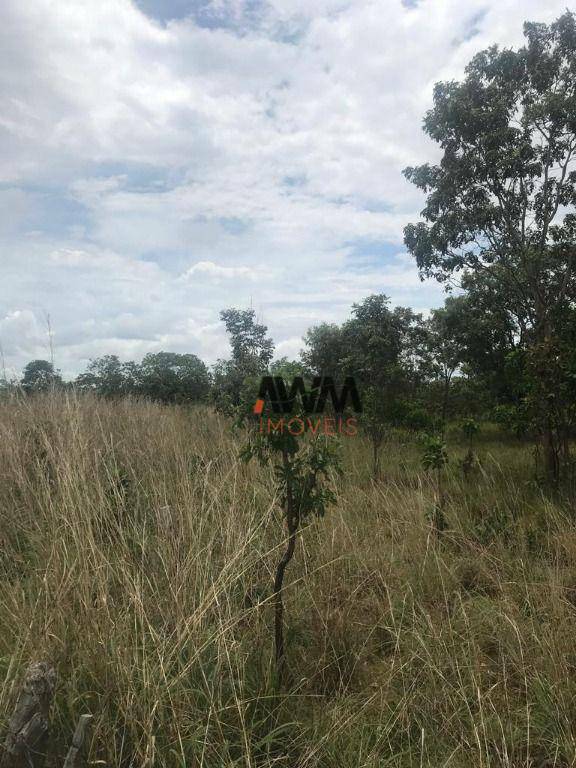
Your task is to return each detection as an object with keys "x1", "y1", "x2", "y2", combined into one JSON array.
[
  {"x1": 242, "y1": 429, "x2": 339, "y2": 522},
  {"x1": 404, "y1": 10, "x2": 576, "y2": 482},
  {"x1": 421, "y1": 435, "x2": 448, "y2": 472},
  {"x1": 137, "y1": 352, "x2": 210, "y2": 404},
  {"x1": 75, "y1": 355, "x2": 133, "y2": 397},
  {"x1": 21, "y1": 360, "x2": 63, "y2": 393},
  {"x1": 461, "y1": 418, "x2": 480, "y2": 442},
  {"x1": 303, "y1": 294, "x2": 428, "y2": 477},
  {"x1": 214, "y1": 309, "x2": 274, "y2": 411},
  {"x1": 75, "y1": 352, "x2": 210, "y2": 403}
]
